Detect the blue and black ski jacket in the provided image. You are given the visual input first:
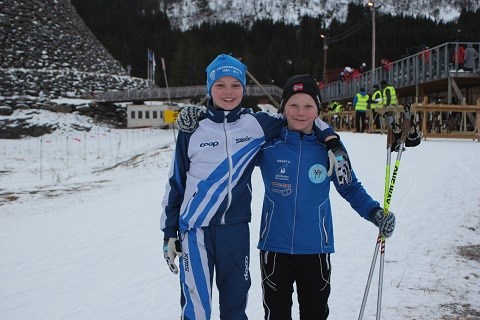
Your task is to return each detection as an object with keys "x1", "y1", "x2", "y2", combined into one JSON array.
[{"x1": 257, "y1": 127, "x2": 380, "y2": 254}]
